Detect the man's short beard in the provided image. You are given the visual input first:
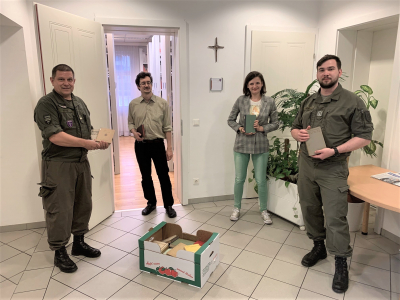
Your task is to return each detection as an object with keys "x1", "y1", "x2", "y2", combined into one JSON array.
[{"x1": 319, "y1": 78, "x2": 338, "y2": 89}]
